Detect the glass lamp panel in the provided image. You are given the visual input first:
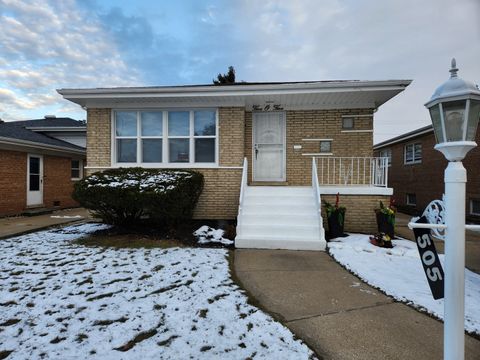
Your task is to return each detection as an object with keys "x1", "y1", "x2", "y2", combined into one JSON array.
[
  {"x1": 142, "y1": 139, "x2": 162, "y2": 163},
  {"x1": 141, "y1": 112, "x2": 163, "y2": 136},
  {"x1": 194, "y1": 111, "x2": 216, "y2": 136},
  {"x1": 169, "y1": 139, "x2": 189, "y2": 162},
  {"x1": 466, "y1": 99, "x2": 480, "y2": 141},
  {"x1": 429, "y1": 104, "x2": 445, "y2": 144},
  {"x1": 168, "y1": 111, "x2": 190, "y2": 136},
  {"x1": 442, "y1": 100, "x2": 466, "y2": 142},
  {"x1": 116, "y1": 112, "x2": 137, "y2": 136}
]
